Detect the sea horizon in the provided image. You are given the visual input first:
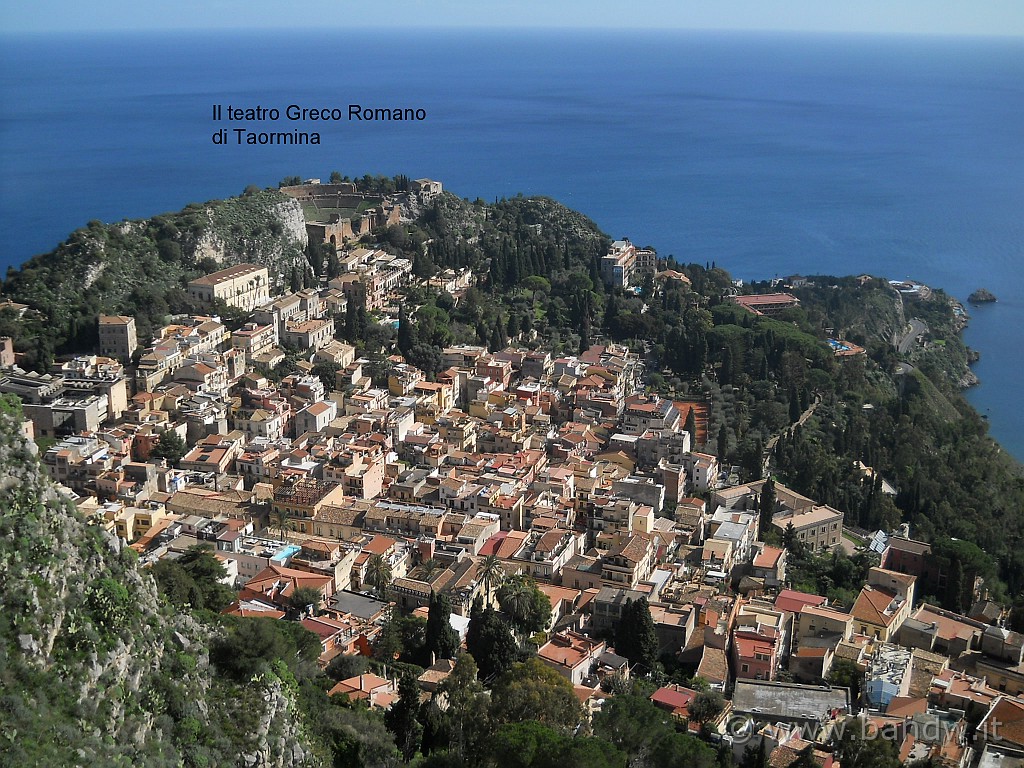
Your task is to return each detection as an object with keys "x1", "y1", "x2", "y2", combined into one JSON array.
[{"x1": 2, "y1": 27, "x2": 1021, "y2": 458}]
